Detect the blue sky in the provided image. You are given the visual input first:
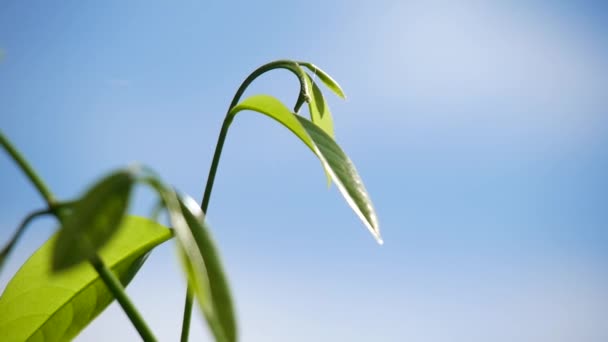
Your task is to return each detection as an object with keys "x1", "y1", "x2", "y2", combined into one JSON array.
[{"x1": 1, "y1": 1, "x2": 607, "y2": 341}]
